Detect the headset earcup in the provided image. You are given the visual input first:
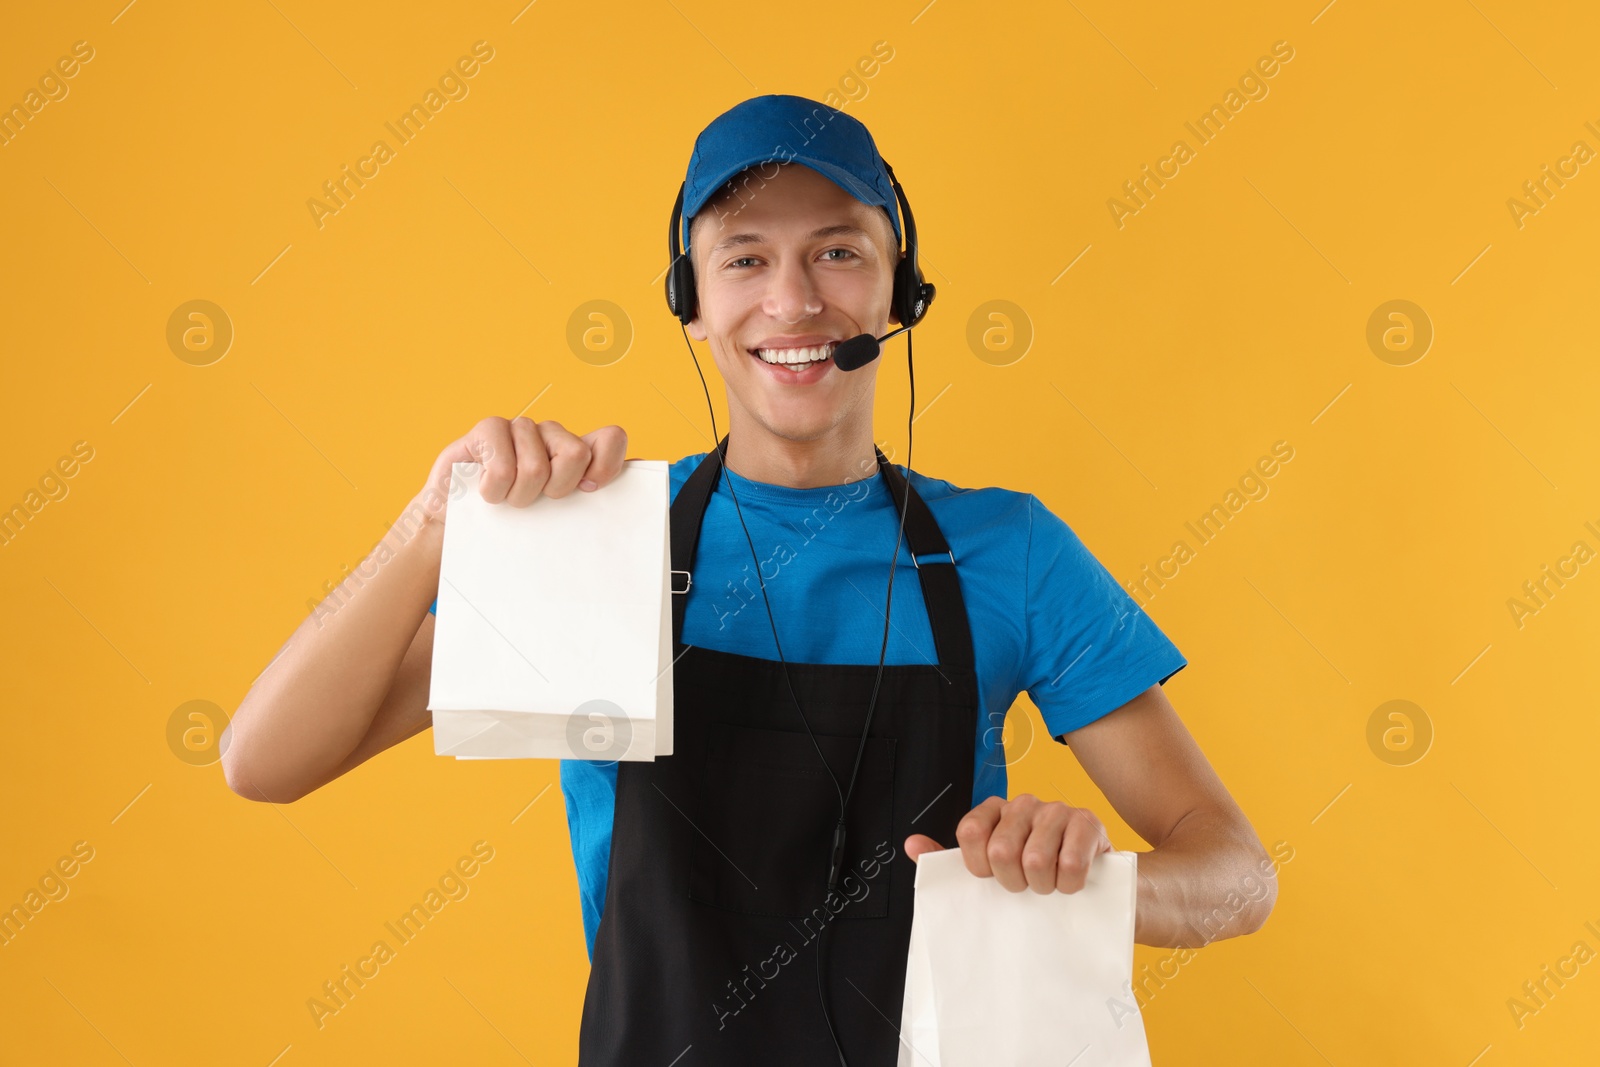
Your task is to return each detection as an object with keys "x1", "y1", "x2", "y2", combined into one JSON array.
[
  {"x1": 667, "y1": 257, "x2": 696, "y2": 325},
  {"x1": 680, "y1": 259, "x2": 696, "y2": 325},
  {"x1": 893, "y1": 255, "x2": 931, "y2": 328},
  {"x1": 892, "y1": 255, "x2": 916, "y2": 327},
  {"x1": 664, "y1": 183, "x2": 696, "y2": 325}
]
